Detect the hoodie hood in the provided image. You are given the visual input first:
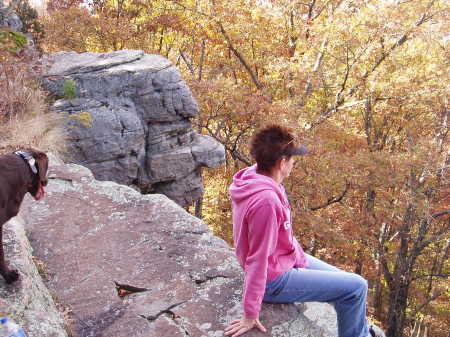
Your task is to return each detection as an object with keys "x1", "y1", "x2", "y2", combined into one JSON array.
[{"x1": 229, "y1": 164, "x2": 288, "y2": 206}]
